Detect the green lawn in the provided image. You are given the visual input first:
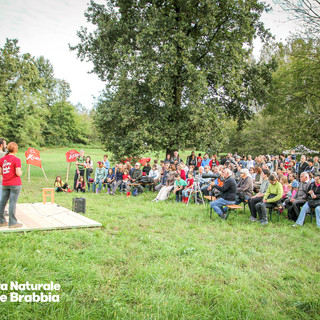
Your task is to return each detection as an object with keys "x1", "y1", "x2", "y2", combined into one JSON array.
[{"x1": 0, "y1": 148, "x2": 319, "y2": 319}]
